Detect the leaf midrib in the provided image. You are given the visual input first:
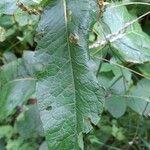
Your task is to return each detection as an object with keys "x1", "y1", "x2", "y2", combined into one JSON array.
[{"x1": 63, "y1": 0, "x2": 78, "y2": 146}]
